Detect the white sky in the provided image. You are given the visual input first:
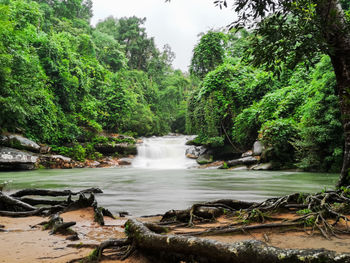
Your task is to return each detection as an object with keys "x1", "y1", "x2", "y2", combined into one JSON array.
[{"x1": 91, "y1": 0, "x2": 235, "y2": 71}]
